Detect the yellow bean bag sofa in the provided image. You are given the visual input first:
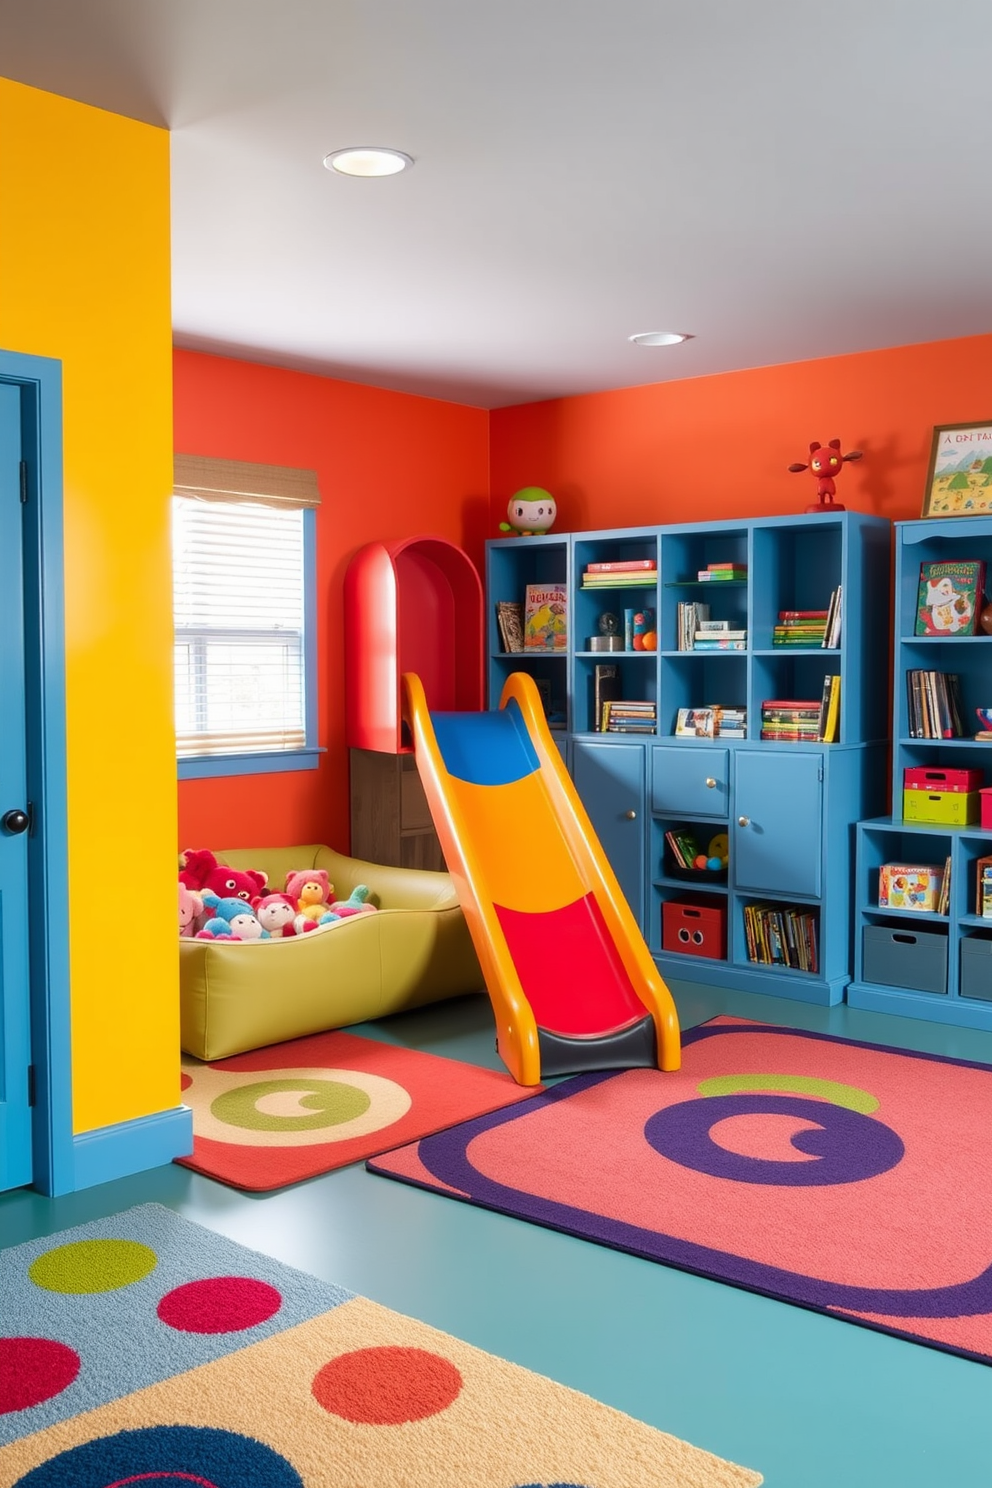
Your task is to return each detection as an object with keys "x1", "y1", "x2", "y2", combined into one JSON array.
[{"x1": 179, "y1": 844, "x2": 482, "y2": 1061}]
